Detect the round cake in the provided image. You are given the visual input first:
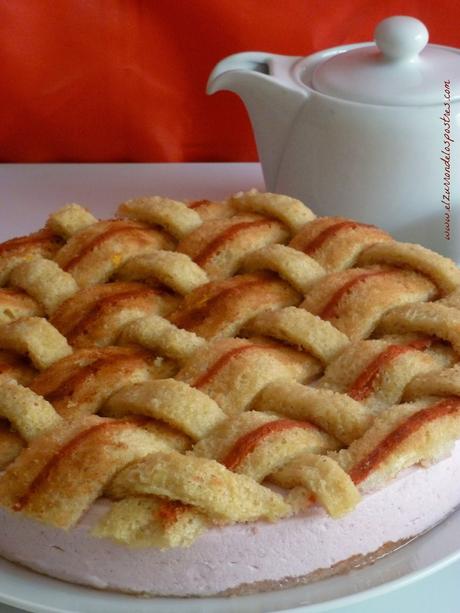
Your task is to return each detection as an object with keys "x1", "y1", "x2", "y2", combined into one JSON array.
[{"x1": 0, "y1": 190, "x2": 459, "y2": 597}]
